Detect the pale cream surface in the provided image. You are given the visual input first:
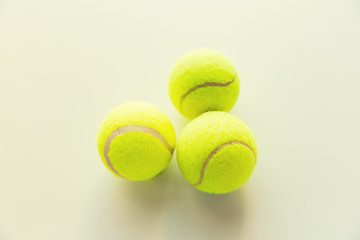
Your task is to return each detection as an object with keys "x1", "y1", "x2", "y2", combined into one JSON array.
[{"x1": 0, "y1": 0, "x2": 359, "y2": 240}]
